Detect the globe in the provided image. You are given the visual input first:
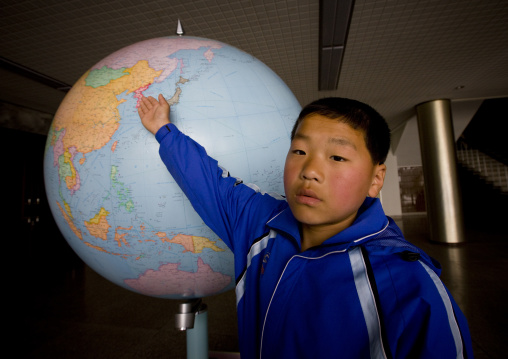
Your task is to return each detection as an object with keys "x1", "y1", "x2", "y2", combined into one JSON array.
[{"x1": 43, "y1": 36, "x2": 301, "y2": 299}]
